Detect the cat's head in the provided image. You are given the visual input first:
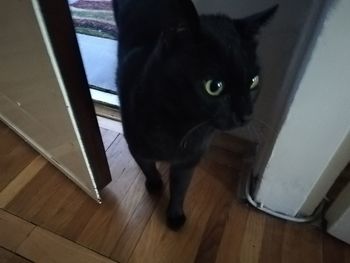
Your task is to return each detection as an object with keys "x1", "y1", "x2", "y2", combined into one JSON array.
[{"x1": 142, "y1": 1, "x2": 278, "y2": 130}]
